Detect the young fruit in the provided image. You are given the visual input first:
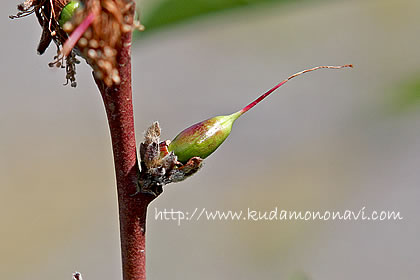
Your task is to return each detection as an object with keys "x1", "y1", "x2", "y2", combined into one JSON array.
[
  {"x1": 59, "y1": 1, "x2": 80, "y2": 27},
  {"x1": 168, "y1": 112, "x2": 241, "y2": 163},
  {"x1": 168, "y1": 65, "x2": 353, "y2": 163}
]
